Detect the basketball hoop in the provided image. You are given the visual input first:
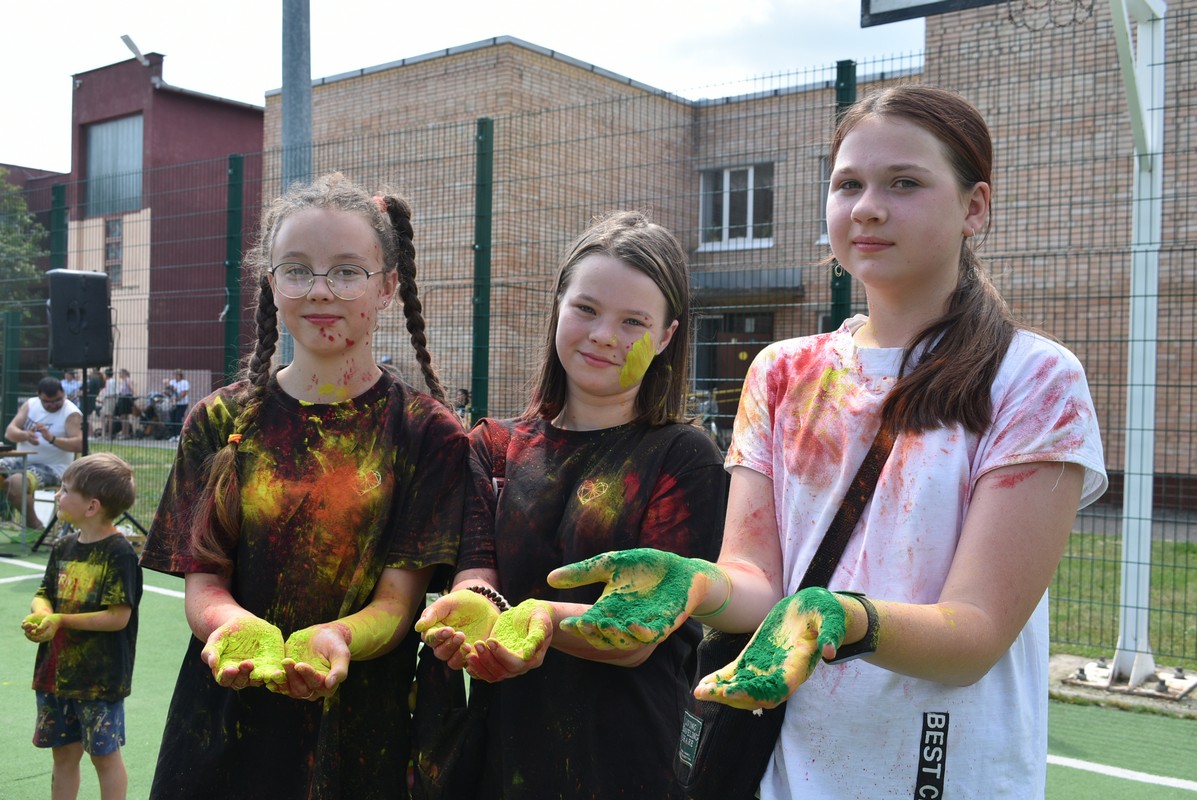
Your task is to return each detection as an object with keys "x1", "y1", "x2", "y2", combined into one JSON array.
[{"x1": 1007, "y1": 0, "x2": 1096, "y2": 30}]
